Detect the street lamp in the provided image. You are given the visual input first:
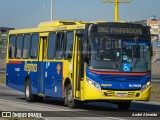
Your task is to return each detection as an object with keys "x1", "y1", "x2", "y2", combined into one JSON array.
[
  {"x1": 51, "y1": 0, "x2": 53, "y2": 21},
  {"x1": 43, "y1": 0, "x2": 54, "y2": 21},
  {"x1": 102, "y1": 0, "x2": 131, "y2": 22}
]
